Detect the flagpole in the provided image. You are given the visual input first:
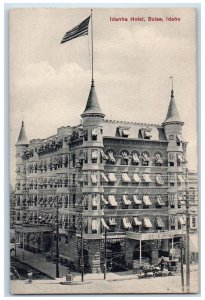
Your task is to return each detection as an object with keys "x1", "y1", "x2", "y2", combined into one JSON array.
[{"x1": 91, "y1": 9, "x2": 94, "y2": 83}]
